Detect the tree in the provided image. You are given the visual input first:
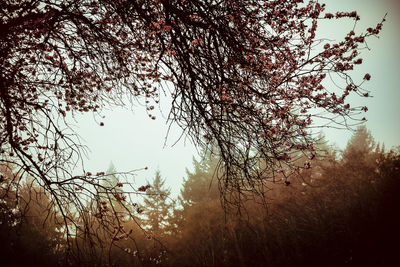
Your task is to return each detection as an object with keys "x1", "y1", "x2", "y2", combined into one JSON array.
[
  {"x1": 169, "y1": 147, "x2": 227, "y2": 267},
  {"x1": 102, "y1": 163, "x2": 122, "y2": 192},
  {"x1": 143, "y1": 170, "x2": 173, "y2": 237},
  {"x1": 341, "y1": 125, "x2": 382, "y2": 182},
  {"x1": 180, "y1": 149, "x2": 220, "y2": 207},
  {"x1": 342, "y1": 125, "x2": 376, "y2": 160},
  {"x1": 0, "y1": 163, "x2": 65, "y2": 266},
  {"x1": 0, "y1": 0, "x2": 385, "y2": 252}
]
